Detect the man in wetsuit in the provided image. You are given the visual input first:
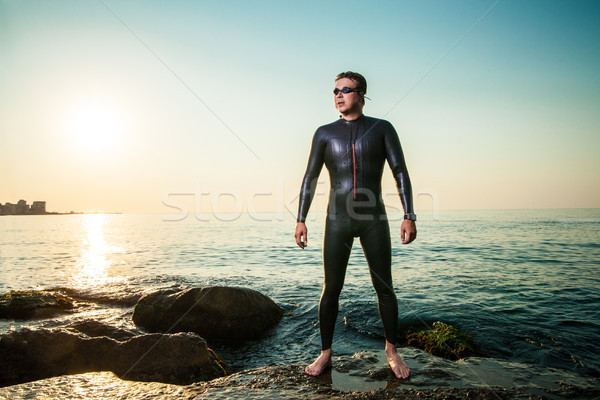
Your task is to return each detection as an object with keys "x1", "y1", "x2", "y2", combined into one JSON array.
[{"x1": 294, "y1": 71, "x2": 416, "y2": 379}]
